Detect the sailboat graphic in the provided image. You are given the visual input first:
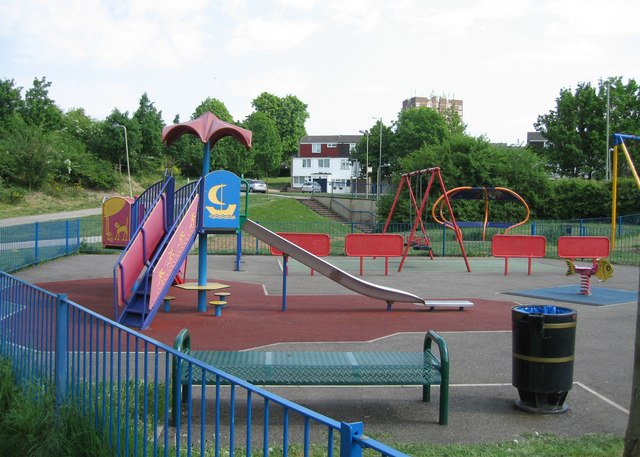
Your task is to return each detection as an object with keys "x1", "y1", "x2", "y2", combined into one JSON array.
[{"x1": 205, "y1": 184, "x2": 237, "y2": 219}]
